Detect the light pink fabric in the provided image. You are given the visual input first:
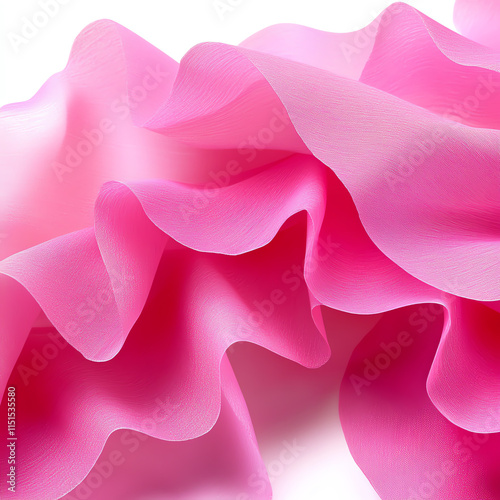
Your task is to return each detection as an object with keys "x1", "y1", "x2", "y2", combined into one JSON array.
[
  {"x1": 454, "y1": 0, "x2": 500, "y2": 50},
  {"x1": 1, "y1": 1, "x2": 500, "y2": 498}
]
